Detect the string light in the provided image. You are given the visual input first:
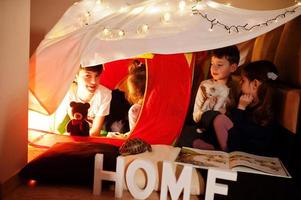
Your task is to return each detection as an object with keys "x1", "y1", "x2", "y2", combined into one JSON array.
[
  {"x1": 192, "y1": 5, "x2": 300, "y2": 33},
  {"x1": 118, "y1": 30, "x2": 125, "y2": 37},
  {"x1": 98, "y1": 28, "x2": 125, "y2": 40},
  {"x1": 103, "y1": 28, "x2": 110, "y2": 36},
  {"x1": 179, "y1": 0, "x2": 186, "y2": 11},
  {"x1": 161, "y1": 12, "x2": 171, "y2": 23},
  {"x1": 137, "y1": 24, "x2": 149, "y2": 36}
]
